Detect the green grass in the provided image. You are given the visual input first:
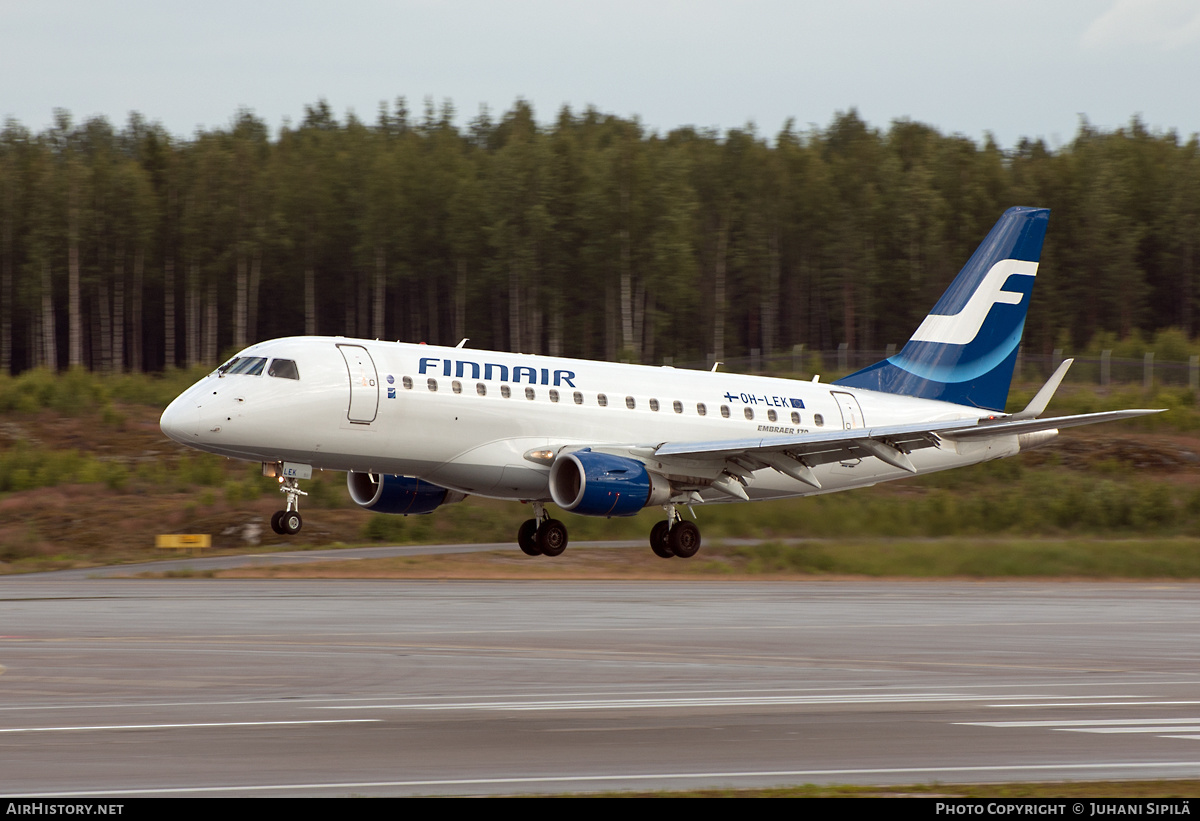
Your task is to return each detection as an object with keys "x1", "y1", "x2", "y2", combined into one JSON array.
[
  {"x1": 349, "y1": 462, "x2": 1200, "y2": 546},
  {"x1": 0, "y1": 365, "x2": 213, "y2": 415},
  {"x1": 584, "y1": 780, "x2": 1200, "y2": 797},
  {"x1": 4, "y1": 370, "x2": 1200, "y2": 573},
  {"x1": 718, "y1": 538, "x2": 1200, "y2": 578}
]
